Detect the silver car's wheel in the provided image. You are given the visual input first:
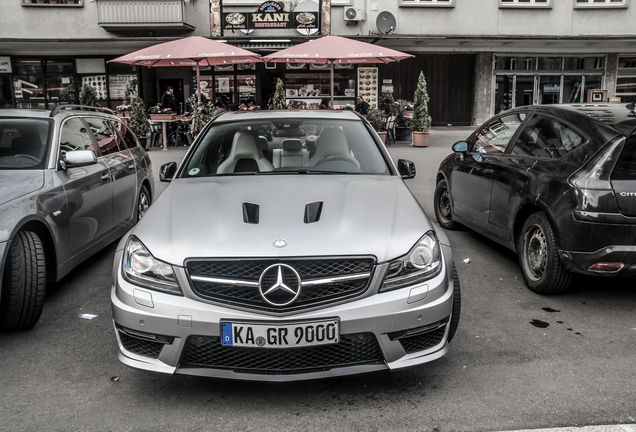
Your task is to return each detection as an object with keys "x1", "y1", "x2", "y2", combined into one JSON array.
[
  {"x1": 518, "y1": 212, "x2": 571, "y2": 295},
  {"x1": 137, "y1": 185, "x2": 151, "y2": 221},
  {"x1": 0, "y1": 231, "x2": 46, "y2": 331}
]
